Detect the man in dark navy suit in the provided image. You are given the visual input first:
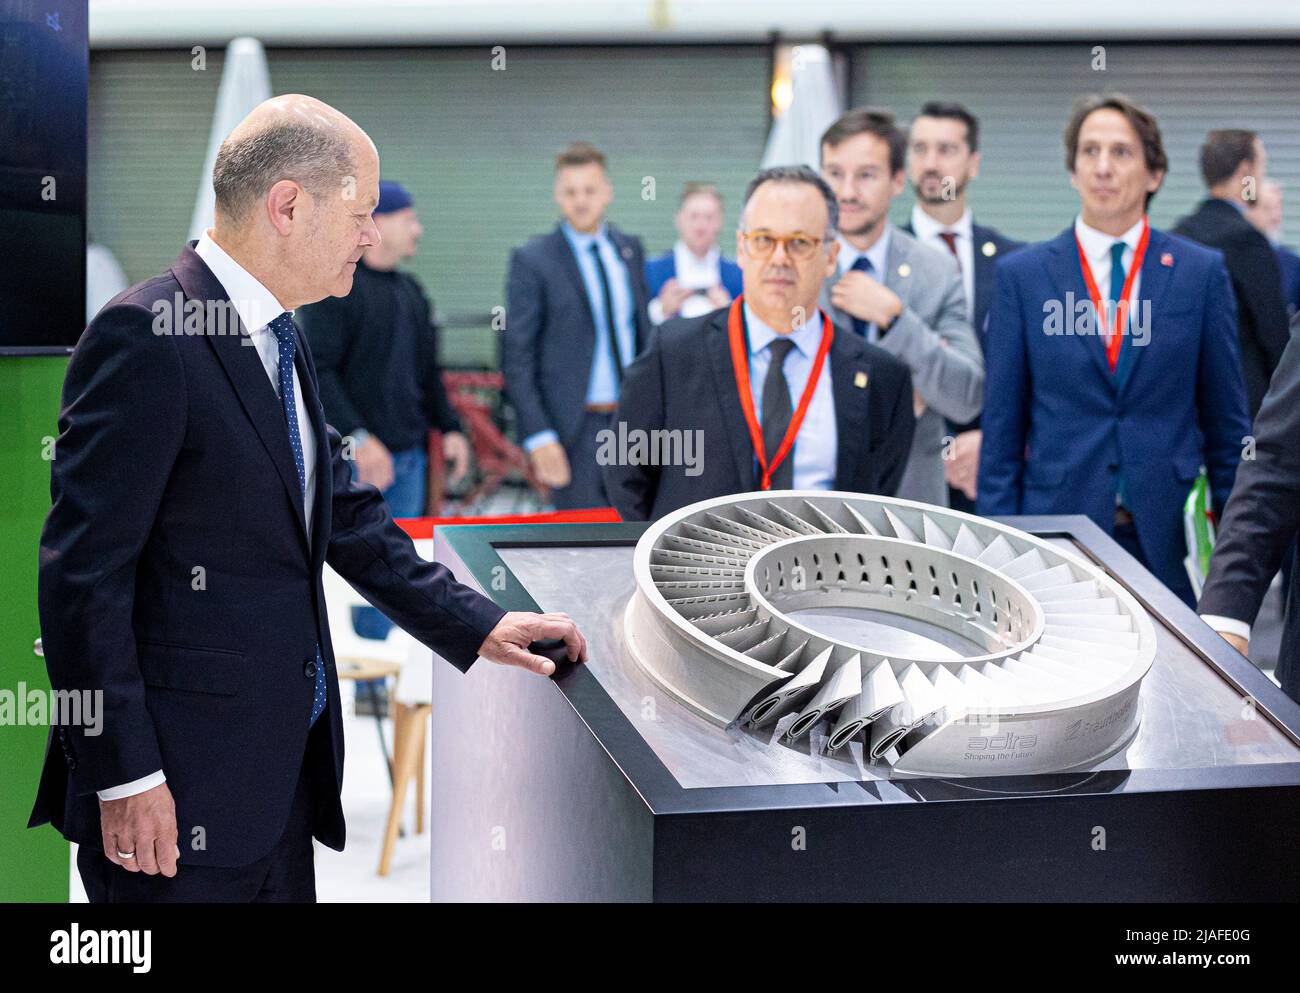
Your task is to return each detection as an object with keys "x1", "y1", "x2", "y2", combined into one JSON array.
[
  {"x1": 903, "y1": 101, "x2": 1022, "y2": 512},
  {"x1": 605, "y1": 165, "x2": 914, "y2": 522},
  {"x1": 30, "y1": 95, "x2": 586, "y2": 902},
  {"x1": 504, "y1": 141, "x2": 652, "y2": 510},
  {"x1": 977, "y1": 93, "x2": 1250, "y2": 608},
  {"x1": 1173, "y1": 129, "x2": 1291, "y2": 420}
]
